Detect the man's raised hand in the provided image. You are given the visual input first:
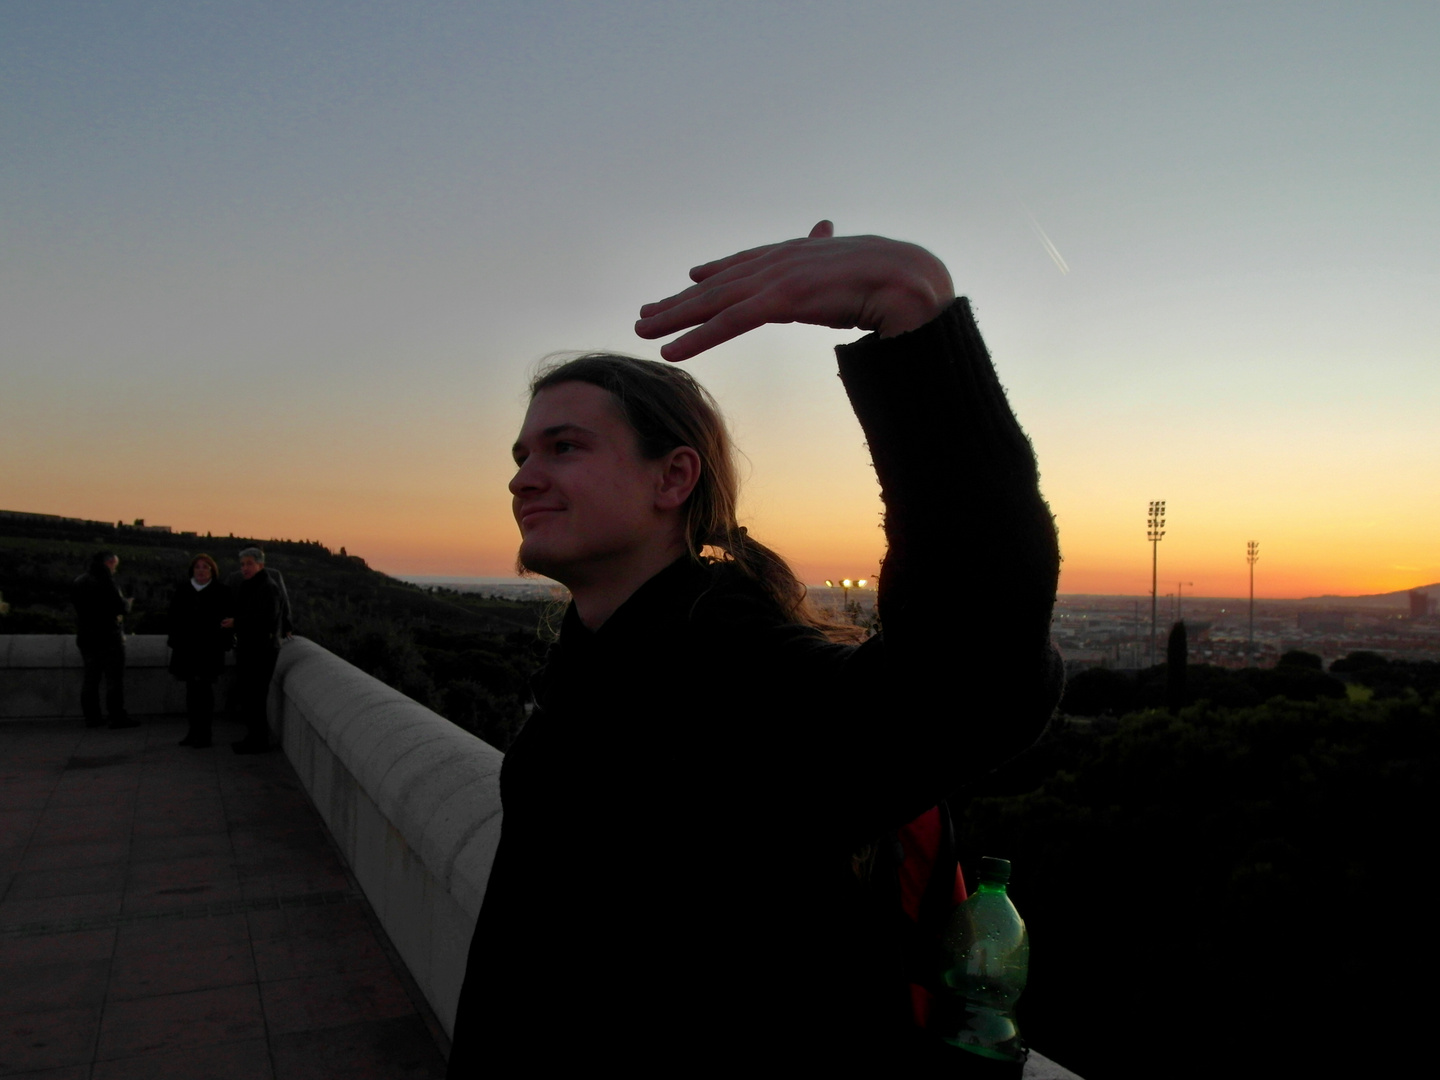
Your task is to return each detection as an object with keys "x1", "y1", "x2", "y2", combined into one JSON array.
[{"x1": 634, "y1": 220, "x2": 955, "y2": 362}]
